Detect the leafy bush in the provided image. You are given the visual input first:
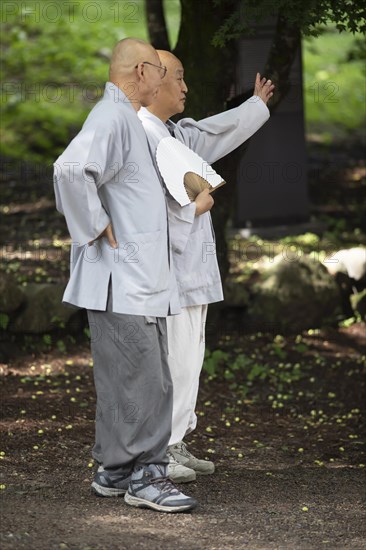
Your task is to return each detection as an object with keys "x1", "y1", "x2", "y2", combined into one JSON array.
[{"x1": 0, "y1": 0, "x2": 149, "y2": 162}]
